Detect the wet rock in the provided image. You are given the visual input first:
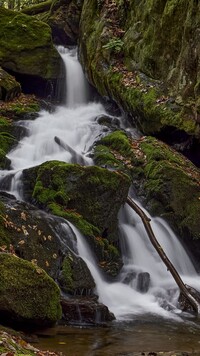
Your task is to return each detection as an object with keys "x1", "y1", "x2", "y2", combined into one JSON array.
[
  {"x1": 121, "y1": 271, "x2": 137, "y2": 284},
  {"x1": 0, "y1": 193, "x2": 95, "y2": 297},
  {"x1": 96, "y1": 114, "x2": 120, "y2": 129},
  {"x1": 137, "y1": 272, "x2": 150, "y2": 293},
  {"x1": 178, "y1": 284, "x2": 200, "y2": 312},
  {"x1": 61, "y1": 297, "x2": 115, "y2": 325},
  {"x1": 58, "y1": 249, "x2": 96, "y2": 296}
]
